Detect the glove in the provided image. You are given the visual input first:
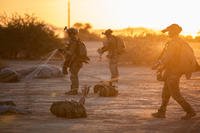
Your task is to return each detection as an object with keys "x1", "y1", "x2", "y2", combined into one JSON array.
[
  {"x1": 97, "y1": 48, "x2": 103, "y2": 55},
  {"x1": 62, "y1": 66, "x2": 68, "y2": 75},
  {"x1": 58, "y1": 48, "x2": 65, "y2": 54}
]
